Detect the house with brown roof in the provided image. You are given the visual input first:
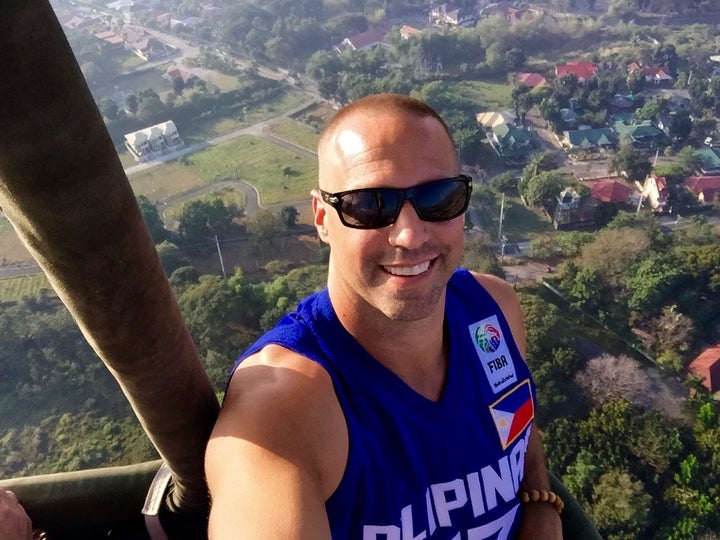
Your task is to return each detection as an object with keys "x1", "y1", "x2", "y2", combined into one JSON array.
[
  {"x1": 163, "y1": 66, "x2": 198, "y2": 85},
  {"x1": 337, "y1": 27, "x2": 388, "y2": 52},
  {"x1": 687, "y1": 345, "x2": 720, "y2": 393},
  {"x1": 684, "y1": 175, "x2": 720, "y2": 206},
  {"x1": 555, "y1": 61, "x2": 598, "y2": 84},
  {"x1": 517, "y1": 72, "x2": 547, "y2": 89}
]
